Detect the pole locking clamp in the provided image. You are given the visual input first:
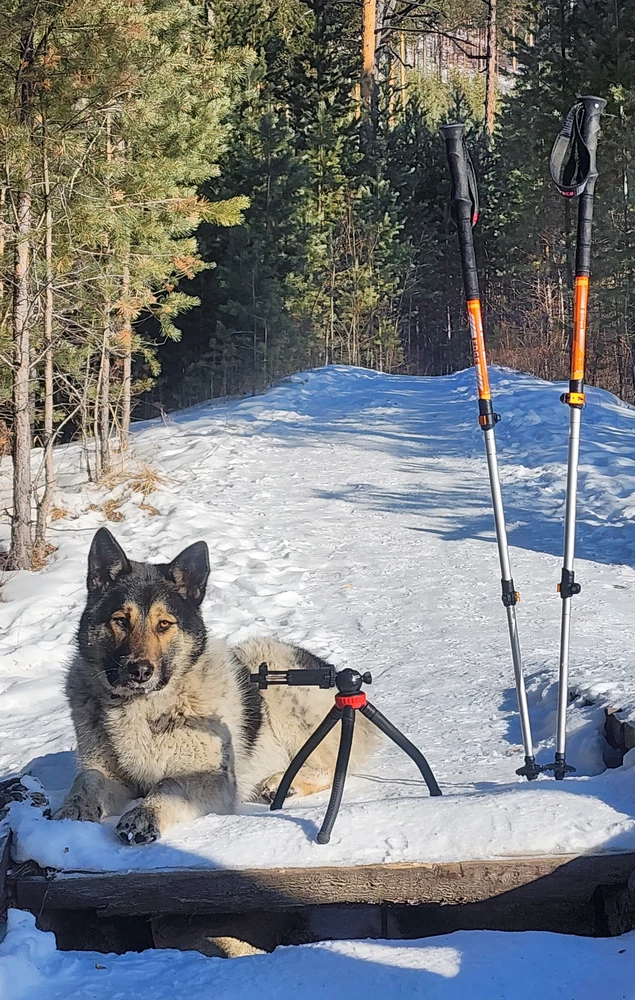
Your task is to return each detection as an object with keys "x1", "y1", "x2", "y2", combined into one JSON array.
[
  {"x1": 560, "y1": 391, "x2": 585, "y2": 407},
  {"x1": 558, "y1": 569, "x2": 581, "y2": 599},
  {"x1": 501, "y1": 579, "x2": 520, "y2": 607}
]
